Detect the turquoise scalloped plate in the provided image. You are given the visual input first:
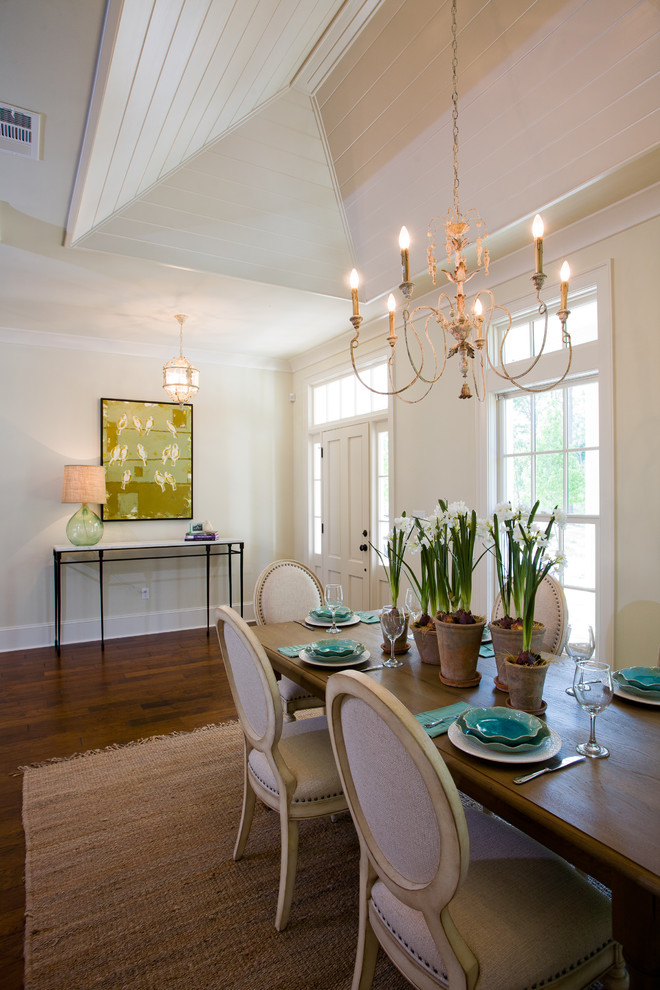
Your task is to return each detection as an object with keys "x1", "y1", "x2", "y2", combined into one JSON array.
[
  {"x1": 307, "y1": 639, "x2": 365, "y2": 659},
  {"x1": 456, "y1": 707, "x2": 550, "y2": 753}
]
